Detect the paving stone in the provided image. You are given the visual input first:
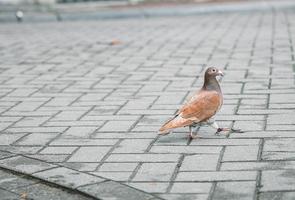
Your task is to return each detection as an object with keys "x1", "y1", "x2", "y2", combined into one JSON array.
[
  {"x1": 262, "y1": 152, "x2": 295, "y2": 161},
  {"x1": 33, "y1": 167, "x2": 104, "y2": 188},
  {"x1": 10, "y1": 101, "x2": 46, "y2": 111},
  {"x1": 264, "y1": 138, "x2": 295, "y2": 151},
  {"x1": 39, "y1": 146, "x2": 78, "y2": 154},
  {"x1": 50, "y1": 138, "x2": 118, "y2": 146},
  {"x1": 67, "y1": 146, "x2": 111, "y2": 162},
  {"x1": 106, "y1": 154, "x2": 180, "y2": 162},
  {"x1": 261, "y1": 170, "x2": 295, "y2": 192},
  {"x1": 62, "y1": 162, "x2": 99, "y2": 172},
  {"x1": 15, "y1": 132, "x2": 59, "y2": 146},
  {"x1": 221, "y1": 161, "x2": 295, "y2": 171},
  {"x1": 190, "y1": 139, "x2": 260, "y2": 146},
  {"x1": 180, "y1": 154, "x2": 220, "y2": 171},
  {"x1": 0, "y1": 133, "x2": 27, "y2": 145},
  {"x1": 159, "y1": 194, "x2": 208, "y2": 200},
  {"x1": 99, "y1": 163, "x2": 138, "y2": 172},
  {"x1": 133, "y1": 163, "x2": 176, "y2": 181},
  {"x1": 53, "y1": 110, "x2": 88, "y2": 121},
  {"x1": 127, "y1": 182, "x2": 169, "y2": 193},
  {"x1": 268, "y1": 114, "x2": 295, "y2": 125},
  {"x1": 113, "y1": 139, "x2": 153, "y2": 153},
  {"x1": 99, "y1": 121, "x2": 136, "y2": 132},
  {"x1": 170, "y1": 182, "x2": 212, "y2": 193},
  {"x1": 78, "y1": 181, "x2": 158, "y2": 200},
  {"x1": 13, "y1": 116, "x2": 50, "y2": 127},
  {"x1": 176, "y1": 171, "x2": 257, "y2": 182},
  {"x1": 91, "y1": 171, "x2": 132, "y2": 182},
  {"x1": 150, "y1": 145, "x2": 222, "y2": 154},
  {"x1": 222, "y1": 146, "x2": 259, "y2": 161},
  {"x1": 0, "y1": 156, "x2": 55, "y2": 174},
  {"x1": 259, "y1": 191, "x2": 295, "y2": 200},
  {"x1": 62, "y1": 127, "x2": 97, "y2": 138},
  {"x1": 212, "y1": 181, "x2": 256, "y2": 200}
]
